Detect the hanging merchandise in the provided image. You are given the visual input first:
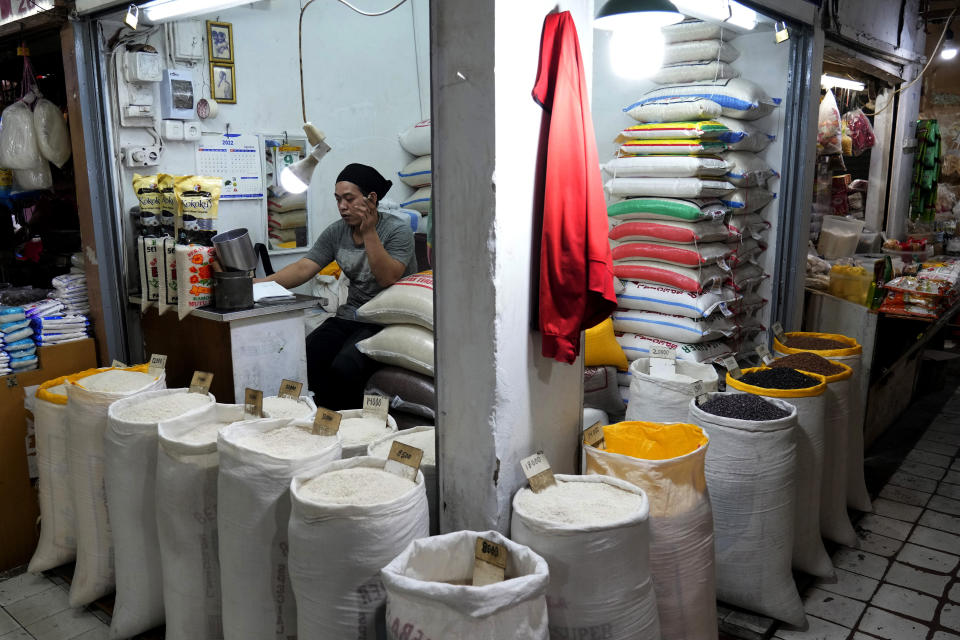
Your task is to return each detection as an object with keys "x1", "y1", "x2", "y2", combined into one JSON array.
[
  {"x1": 380, "y1": 530, "x2": 550, "y2": 639},
  {"x1": 911, "y1": 120, "x2": 941, "y2": 221},
  {"x1": 726, "y1": 367, "x2": 833, "y2": 578},
  {"x1": 817, "y1": 90, "x2": 842, "y2": 155},
  {"x1": 511, "y1": 475, "x2": 660, "y2": 640},
  {"x1": 33, "y1": 98, "x2": 71, "y2": 168},
  {"x1": 218, "y1": 419, "x2": 342, "y2": 640},
  {"x1": 65, "y1": 366, "x2": 166, "y2": 608},
  {"x1": 688, "y1": 394, "x2": 805, "y2": 625},
  {"x1": 368, "y1": 427, "x2": 438, "y2": 533},
  {"x1": 289, "y1": 457, "x2": 430, "y2": 639},
  {"x1": 585, "y1": 421, "x2": 717, "y2": 640},
  {"x1": 842, "y1": 109, "x2": 875, "y2": 156},
  {"x1": 0, "y1": 101, "x2": 42, "y2": 170},
  {"x1": 625, "y1": 356, "x2": 718, "y2": 423}
]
